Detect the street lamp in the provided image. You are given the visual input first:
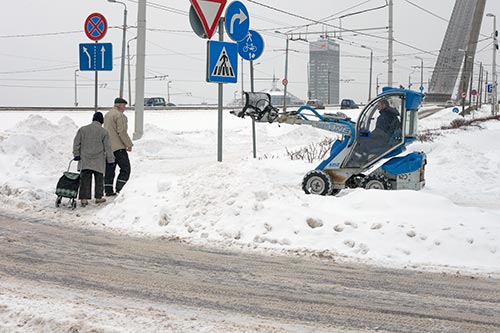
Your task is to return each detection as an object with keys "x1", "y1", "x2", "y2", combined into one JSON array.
[
  {"x1": 361, "y1": 45, "x2": 373, "y2": 102},
  {"x1": 275, "y1": 31, "x2": 290, "y2": 112},
  {"x1": 74, "y1": 69, "x2": 79, "y2": 107},
  {"x1": 108, "y1": 0, "x2": 127, "y2": 99},
  {"x1": 487, "y1": 13, "x2": 497, "y2": 115},
  {"x1": 127, "y1": 36, "x2": 137, "y2": 105}
]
